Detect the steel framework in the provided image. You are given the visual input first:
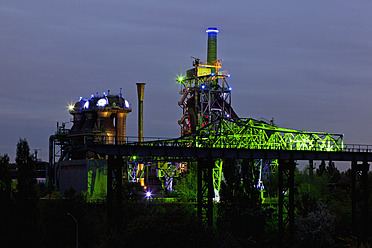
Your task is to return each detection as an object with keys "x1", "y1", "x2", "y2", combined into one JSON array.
[{"x1": 177, "y1": 58, "x2": 232, "y2": 136}]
